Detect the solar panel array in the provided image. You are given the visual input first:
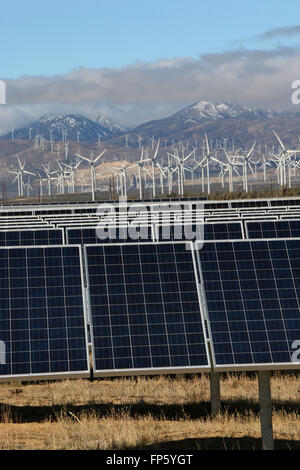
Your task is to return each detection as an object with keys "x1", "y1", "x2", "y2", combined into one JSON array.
[
  {"x1": 0, "y1": 246, "x2": 89, "y2": 381},
  {"x1": 196, "y1": 239, "x2": 300, "y2": 370},
  {"x1": 1, "y1": 197, "x2": 300, "y2": 381},
  {"x1": 85, "y1": 242, "x2": 209, "y2": 375}
]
